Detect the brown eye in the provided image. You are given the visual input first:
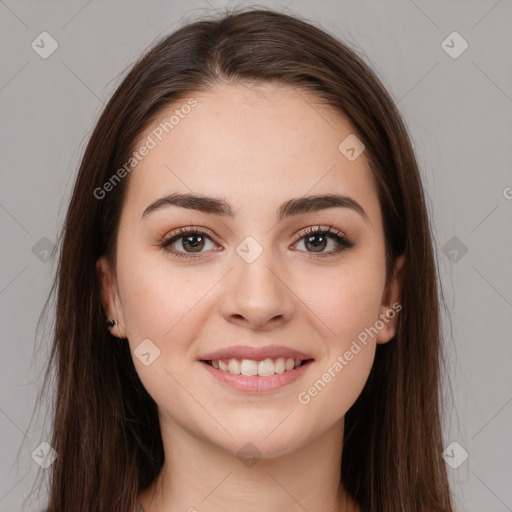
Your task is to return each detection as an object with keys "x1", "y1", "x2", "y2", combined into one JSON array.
[
  {"x1": 179, "y1": 233, "x2": 206, "y2": 252},
  {"x1": 160, "y1": 227, "x2": 219, "y2": 259},
  {"x1": 303, "y1": 233, "x2": 328, "y2": 252},
  {"x1": 293, "y1": 225, "x2": 354, "y2": 258}
]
